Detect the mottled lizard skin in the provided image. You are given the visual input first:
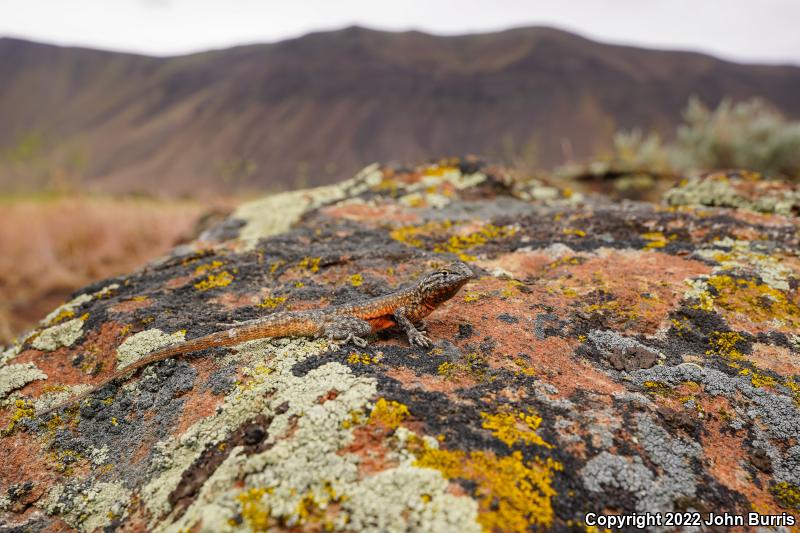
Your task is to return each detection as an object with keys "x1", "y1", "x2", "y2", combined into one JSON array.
[{"x1": 40, "y1": 261, "x2": 474, "y2": 417}]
